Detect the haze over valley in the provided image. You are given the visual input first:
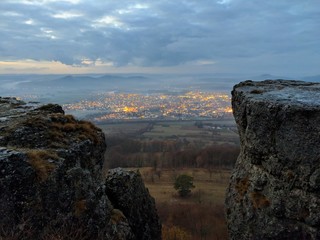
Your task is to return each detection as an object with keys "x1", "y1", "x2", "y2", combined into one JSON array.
[
  {"x1": 1, "y1": 73, "x2": 319, "y2": 123},
  {"x1": 0, "y1": 73, "x2": 238, "y2": 120}
]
